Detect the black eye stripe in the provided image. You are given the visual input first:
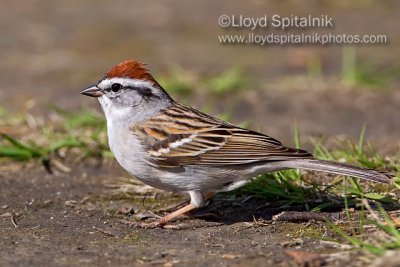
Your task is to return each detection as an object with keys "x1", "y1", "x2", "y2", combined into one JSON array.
[
  {"x1": 140, "y1": 87, "x2": 153, "y2": 97},
  {"x1": 125, "y1": 86, "x2": 153, "y2": 97}
]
